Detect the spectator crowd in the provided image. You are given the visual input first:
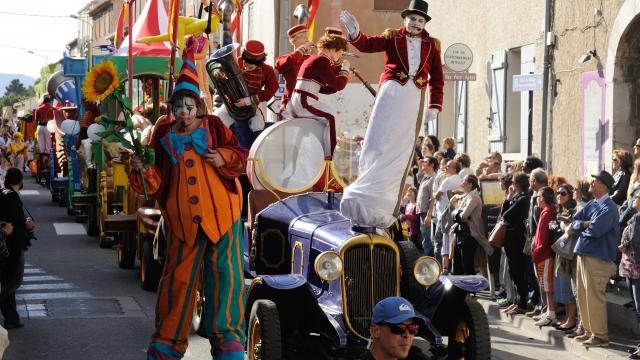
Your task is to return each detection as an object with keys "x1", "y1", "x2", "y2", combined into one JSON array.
[{"x1": 395, "y1": 134, "x2": 640, "y2": 353}]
